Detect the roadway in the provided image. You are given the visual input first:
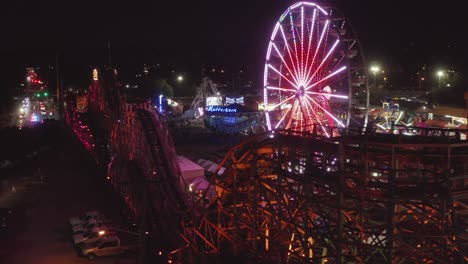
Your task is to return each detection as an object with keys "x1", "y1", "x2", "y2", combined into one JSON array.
[{"x1": 0, "y1": 122, "x2": 133, "y2": 264}]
